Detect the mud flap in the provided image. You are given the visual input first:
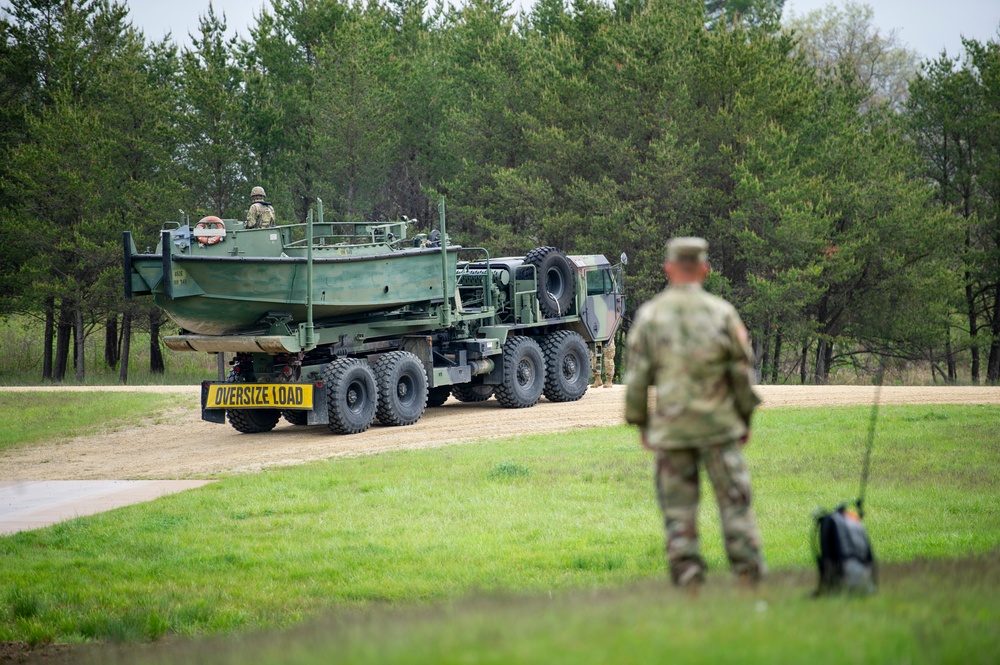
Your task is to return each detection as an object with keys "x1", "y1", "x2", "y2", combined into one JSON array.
[{"x1": 200, "y1": 382, "x2": 226, "y2": 423}]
